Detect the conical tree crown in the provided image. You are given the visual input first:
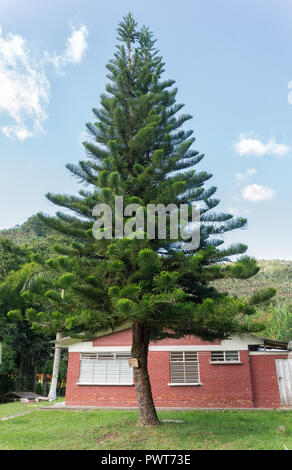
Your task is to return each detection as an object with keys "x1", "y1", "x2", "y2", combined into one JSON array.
[{"x1": 26, "y1": 14, "x2": 274, "y2": 340}]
